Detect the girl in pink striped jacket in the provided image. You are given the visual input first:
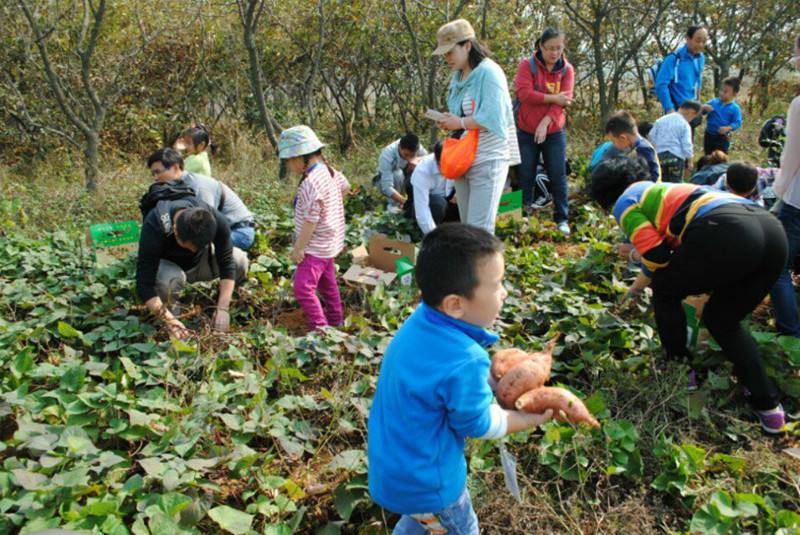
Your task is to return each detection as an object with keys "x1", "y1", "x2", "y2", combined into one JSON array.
[{"x1": 279, "y1": 126, "x2": 350, "y2": 330}]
